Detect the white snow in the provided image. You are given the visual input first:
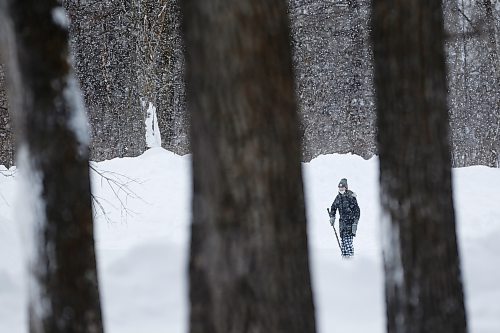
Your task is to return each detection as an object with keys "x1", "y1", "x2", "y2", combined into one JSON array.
[
  {"x1": 51, "y1": 7, "x2": 69, "y2": 29},
  {"x1": 1, "y1": 149, "x2": 499, "y2": 332},
  {"x1": 144, "y1": 102, "x2": 162, "y2": 148},
  {"x1": 64, "y1": 76, "x2": 91, "y2": 147},
  {"x1": 14, "y1": 146, "x2": 52, "y2": 331}
]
